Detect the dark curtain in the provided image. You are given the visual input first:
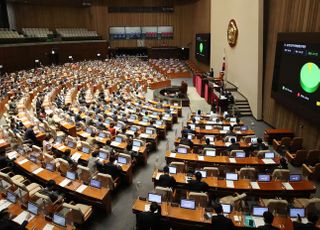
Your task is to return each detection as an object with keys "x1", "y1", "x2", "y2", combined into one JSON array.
[{"x1": 0, "y1": 1, "x2": 9, "y2": 28}]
